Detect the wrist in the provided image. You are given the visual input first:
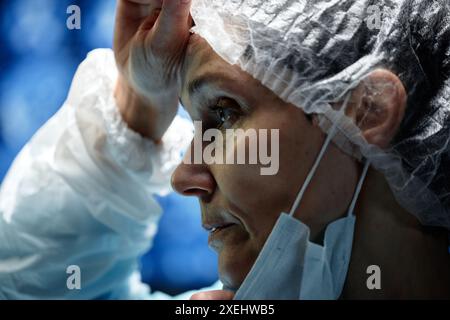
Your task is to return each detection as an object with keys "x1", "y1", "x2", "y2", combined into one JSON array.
[{"x1": 114, "y1": 76, "x2": 178, "y2": 142}]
